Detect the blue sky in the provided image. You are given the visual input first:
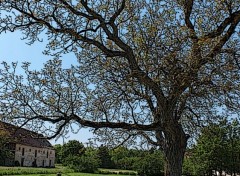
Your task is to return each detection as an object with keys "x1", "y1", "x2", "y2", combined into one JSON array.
[{"x1": 0, "y1": 31, "x2": 93, "y2": 145}]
